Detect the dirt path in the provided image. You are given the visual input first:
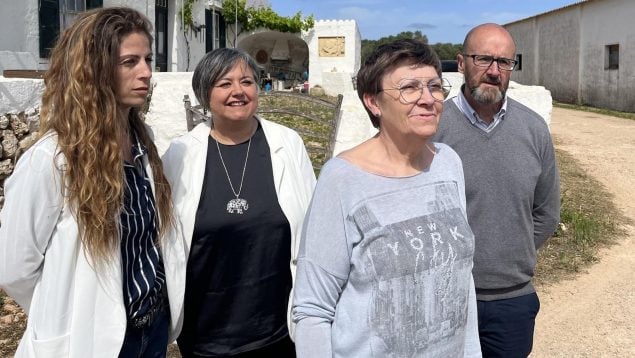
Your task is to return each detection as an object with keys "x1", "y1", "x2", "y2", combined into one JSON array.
[{"x1": 532, "y1": 107, "x2": 635, "y2": 357}]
